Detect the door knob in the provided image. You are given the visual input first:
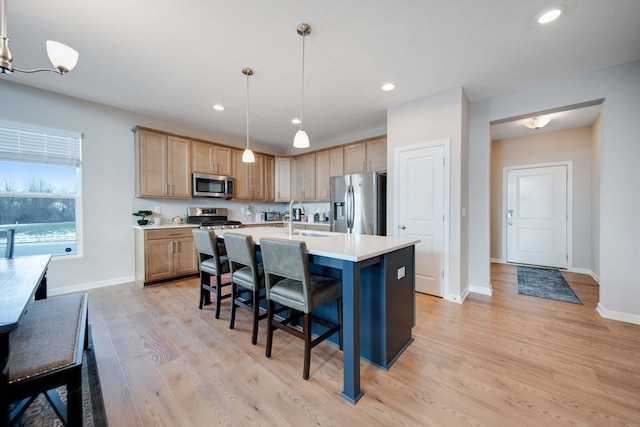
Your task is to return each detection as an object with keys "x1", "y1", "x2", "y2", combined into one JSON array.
[{"x1": 399, "y1": 225, "x2": 406, "y2": 230}]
